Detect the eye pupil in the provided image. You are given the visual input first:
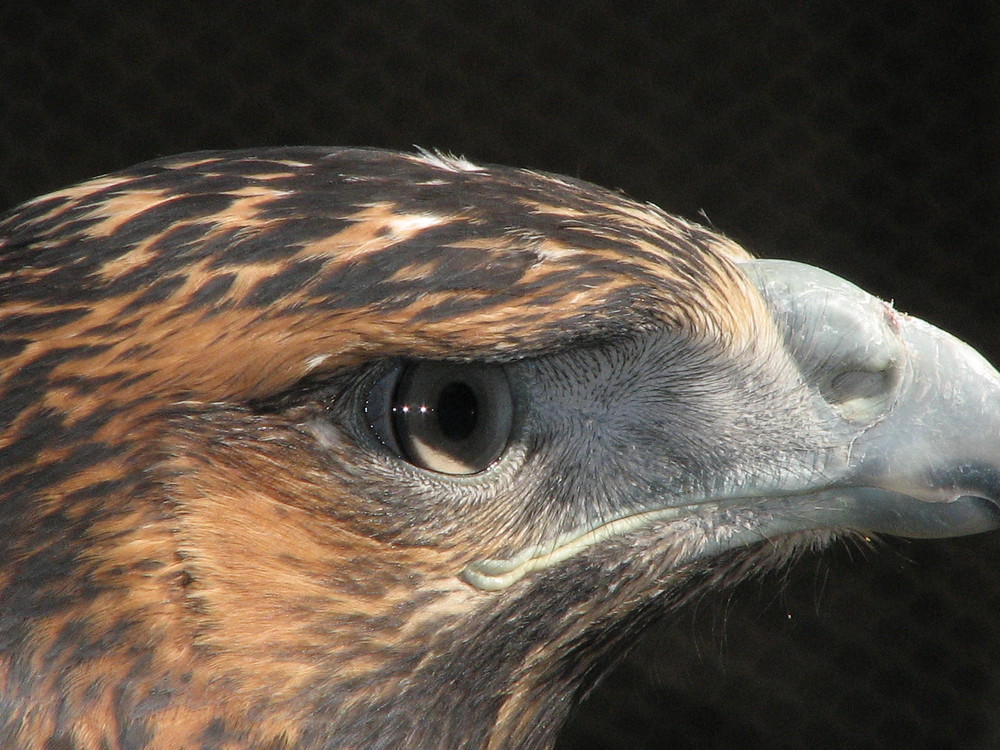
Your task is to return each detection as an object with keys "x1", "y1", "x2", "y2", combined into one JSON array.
[{"x1": 437, "y1": 381, "x2": 478, "y2": 440}]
